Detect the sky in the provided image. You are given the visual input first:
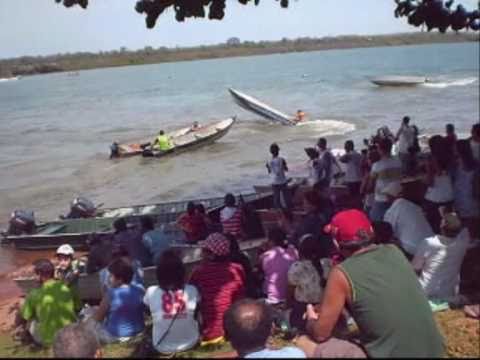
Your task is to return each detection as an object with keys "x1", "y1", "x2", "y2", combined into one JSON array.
[{"x1": 0, "y1": 0, "x2": 478, "y2": 59}]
